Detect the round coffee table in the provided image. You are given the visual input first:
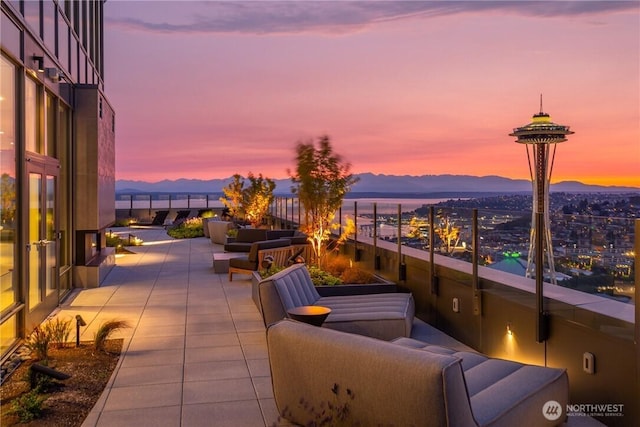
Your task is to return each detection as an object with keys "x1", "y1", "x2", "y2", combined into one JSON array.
[{"x1": 287, "y1": 306, "x2": 331, "y2": 327}]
